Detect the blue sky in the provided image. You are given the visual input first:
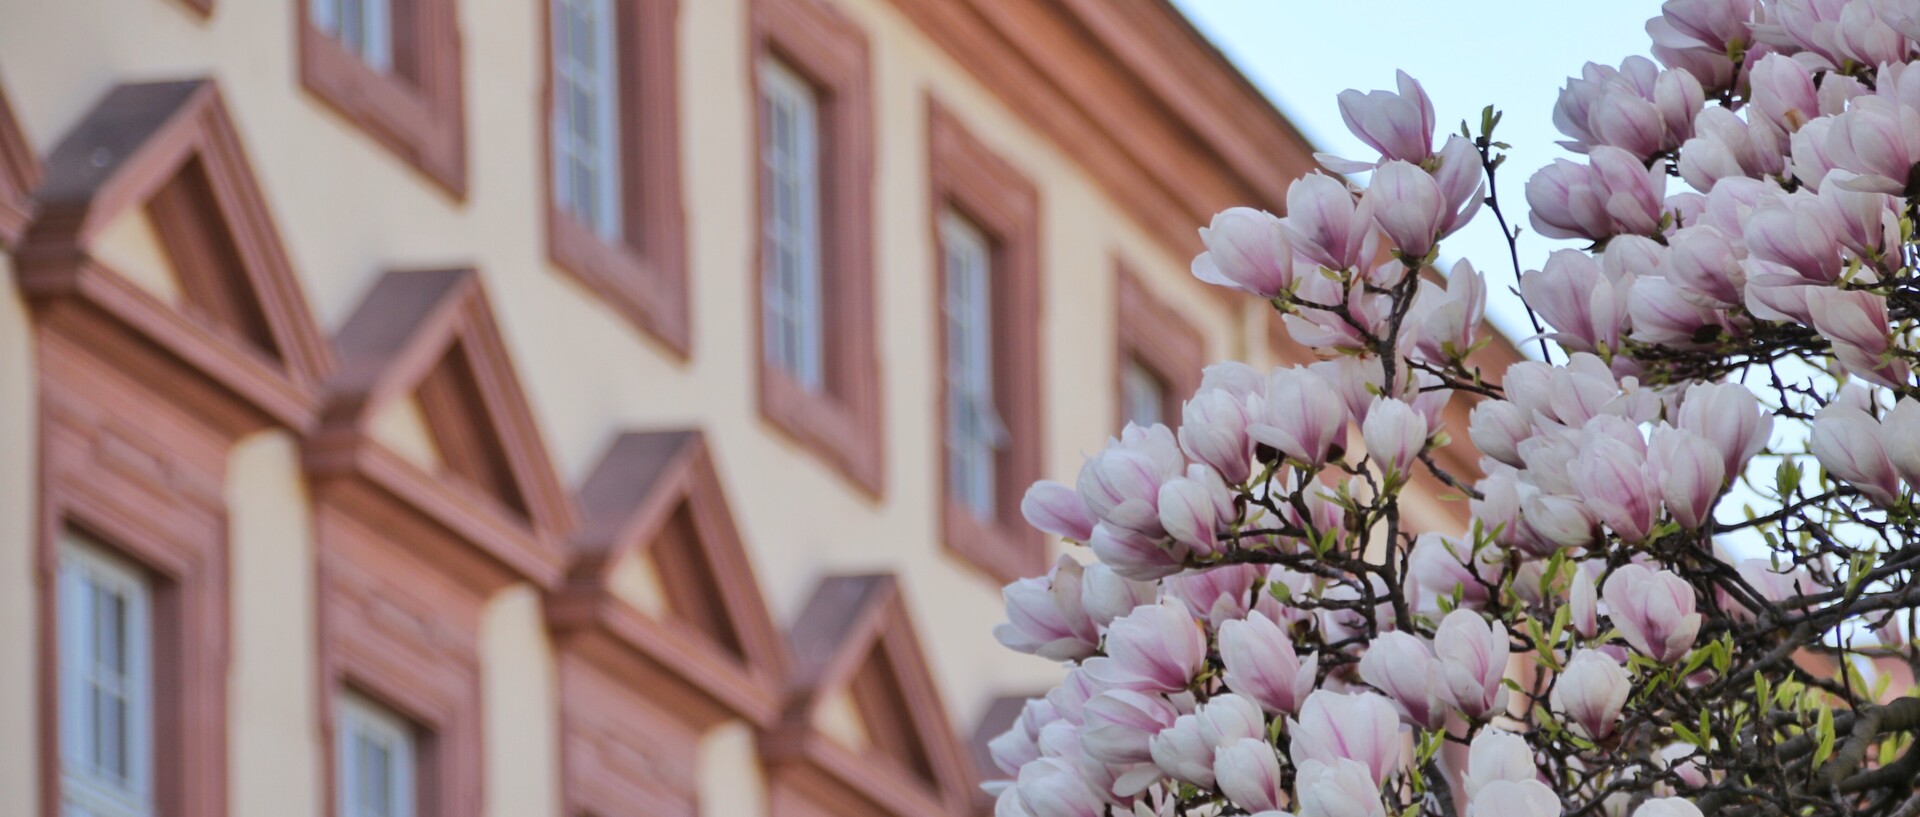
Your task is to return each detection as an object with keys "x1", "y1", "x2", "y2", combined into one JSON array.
[{"x1": 1170, "y1": 0, "x2": 1666, "y2": 344}]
